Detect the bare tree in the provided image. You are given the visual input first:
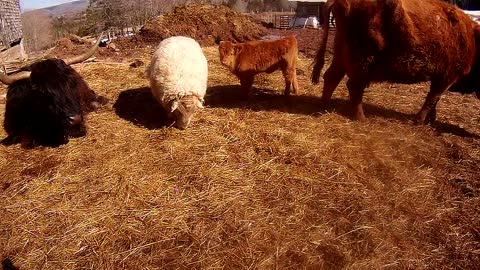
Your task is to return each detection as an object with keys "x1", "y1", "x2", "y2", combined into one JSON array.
[{"x1": 21, "y1": 10, "x2": 54, "y2": 52}]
